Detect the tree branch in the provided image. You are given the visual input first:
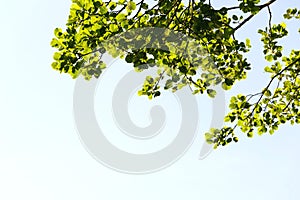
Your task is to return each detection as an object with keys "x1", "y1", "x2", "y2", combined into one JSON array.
[
  {"x1": 248, "y1": 57, "x2": 300, "y2": 119},
  {"x1": 233, "y1": 0, "x2": 277, "y2": 31}
]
